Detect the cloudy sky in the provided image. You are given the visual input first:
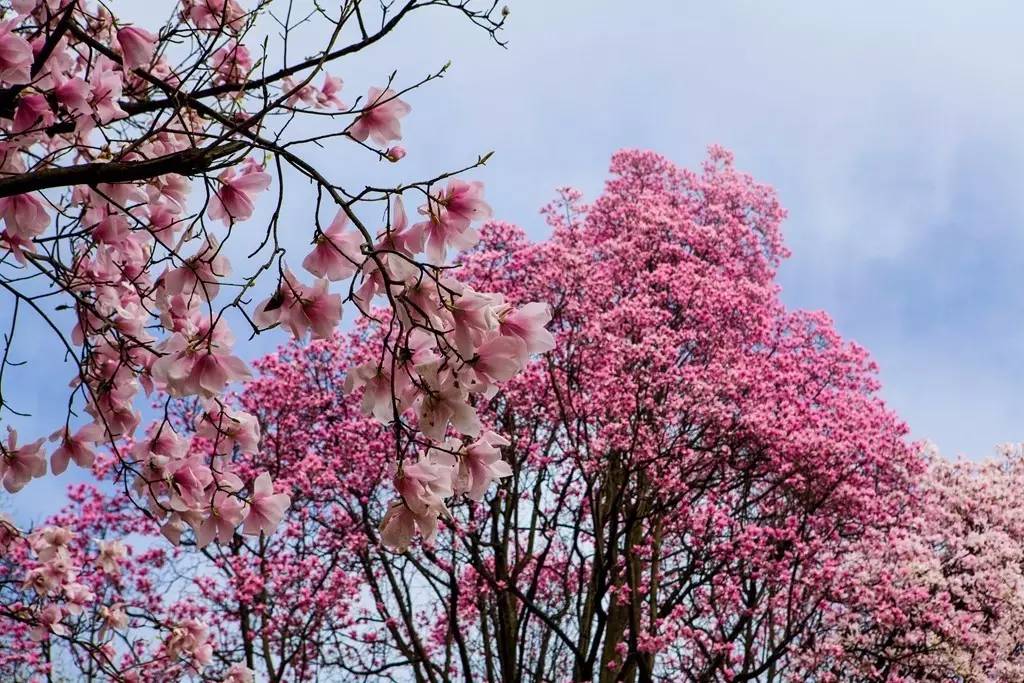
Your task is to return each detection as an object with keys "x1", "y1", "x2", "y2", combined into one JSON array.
[{"x1": 7, "y1": 0, "x2": 1024, "y2": 520}]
